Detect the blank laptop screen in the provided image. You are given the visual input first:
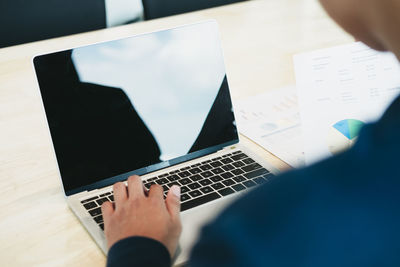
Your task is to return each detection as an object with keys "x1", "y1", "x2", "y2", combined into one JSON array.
[{"x1": 33, "y1": 21, "x2": 238, "y2": 194}]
